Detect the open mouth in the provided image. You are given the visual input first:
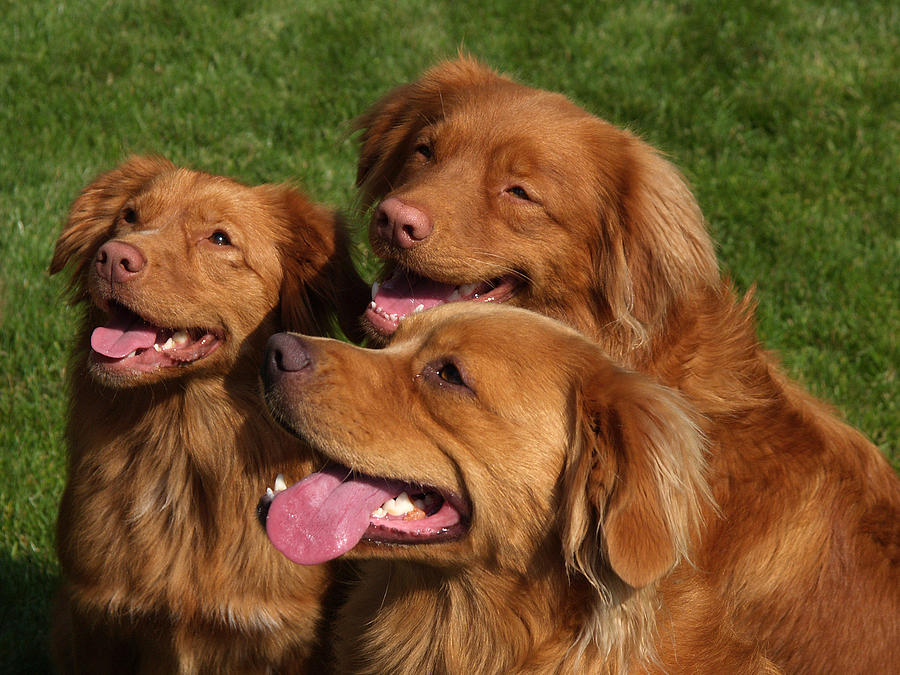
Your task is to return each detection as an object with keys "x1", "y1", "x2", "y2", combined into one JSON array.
[
  {"x1": 365, "y1": 266, "x2": 522, "y2": 336},
  {"x1": 257, "y1": 465, "x2": 470, "y2": 565},
  {"x1": 90, "y1": 301, "x2": 222, "y2": 372}
]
